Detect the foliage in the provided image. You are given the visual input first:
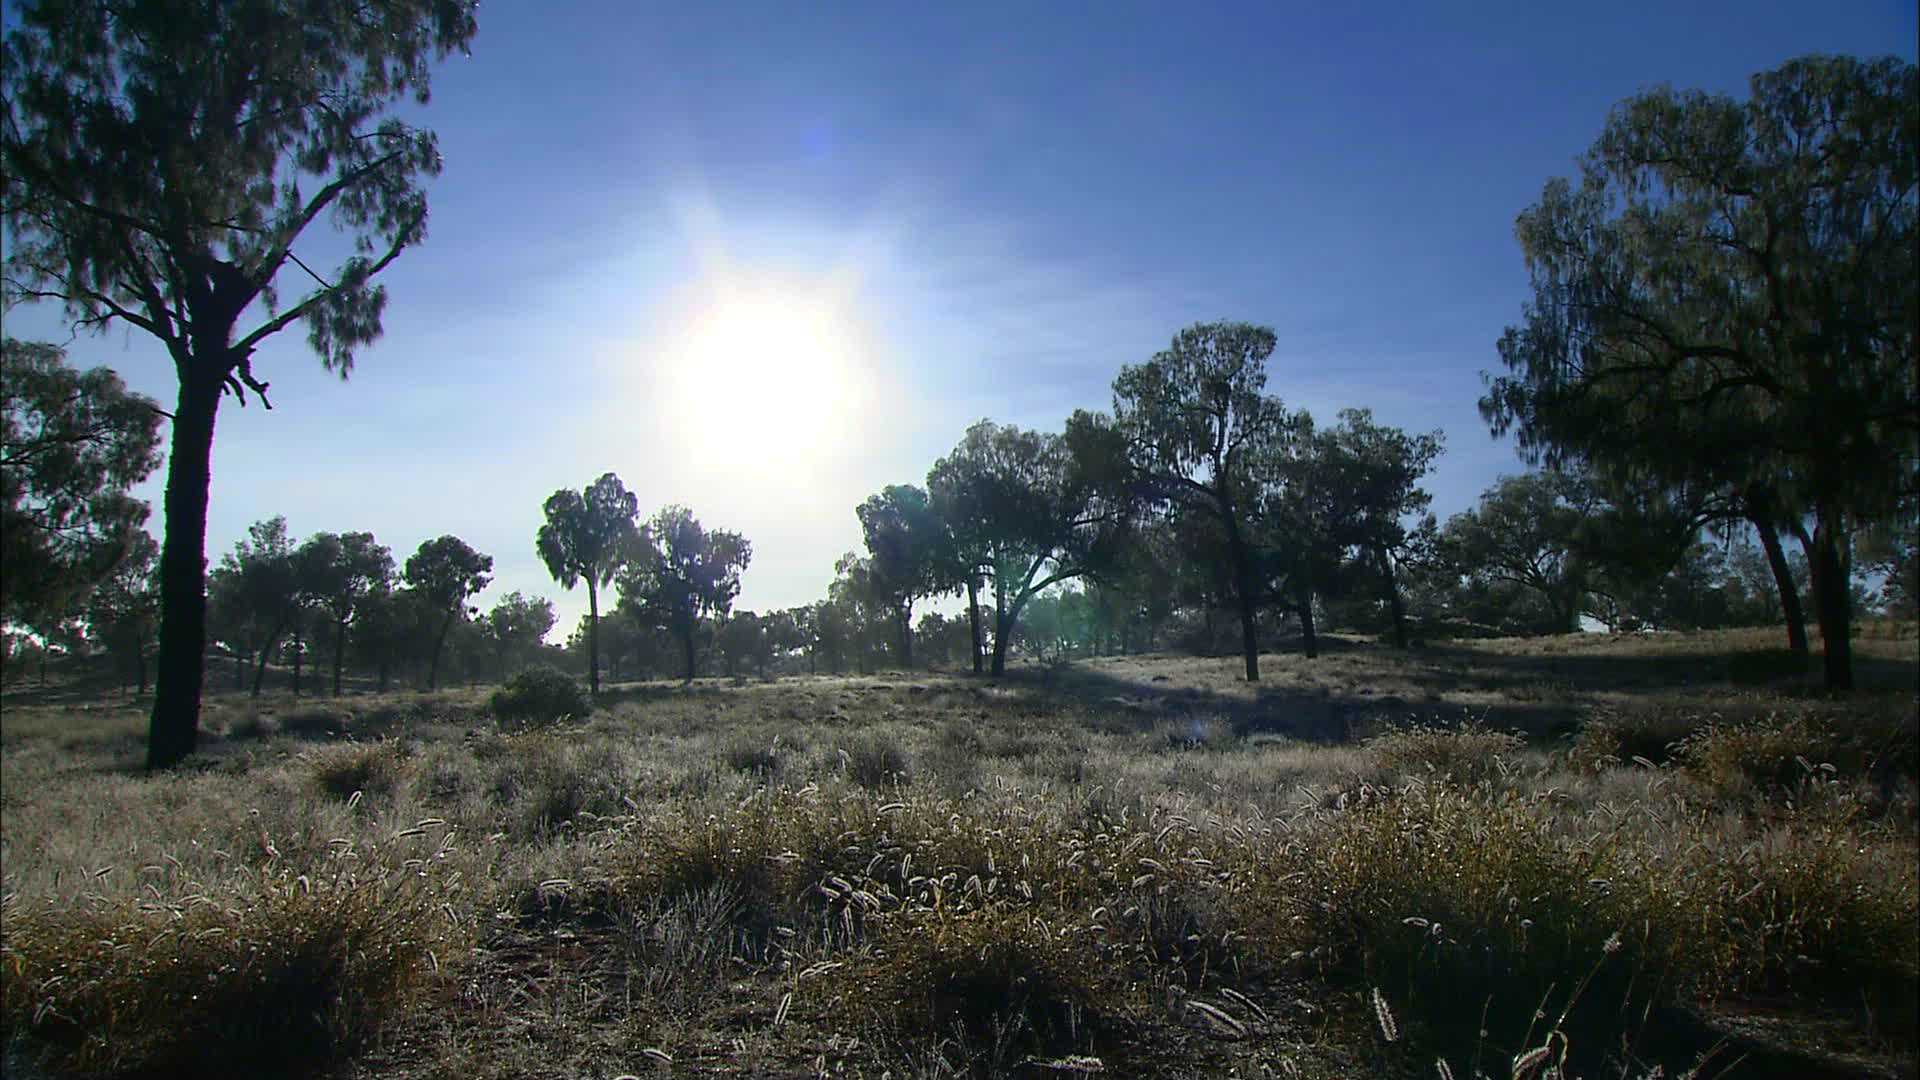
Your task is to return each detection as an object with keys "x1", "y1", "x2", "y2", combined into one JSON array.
[
  {"x1": 616, "y1": 505, "x2": 751, "y2": 681},
  {"x1": 482, "y1": 590, "x2": 557, "y2": 680},
  {"x1": 537, "y1": 472, "x2": 639, "y2": 694},
  {"x1": 489, "y1": 664, "x2": 593, "y2": 731},
  {"x1": 403, "y1": 534, "x2": 492, "y2": 691},
  {"x1": 296, "y1": 530, "x2": 395, "y2": 695},
  {"x1": 84, "y1": 529, "x2": 160, "y2": 691},
  {"x1": 1482, "y1": 54, "x2": 1919, "y2": 689},
  {"x1": 1113, "y1": 320, "x2": 1294, "y2": 680},
  {"x1": 855, "y1": 483, "x2": 952, "y2": 668},
  {"x1": 0, "y1": 338, "x2": 162, "y2": 629},
  {"x1": 927, "y1": 416, "x2": 1132, "y2": 675}
]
